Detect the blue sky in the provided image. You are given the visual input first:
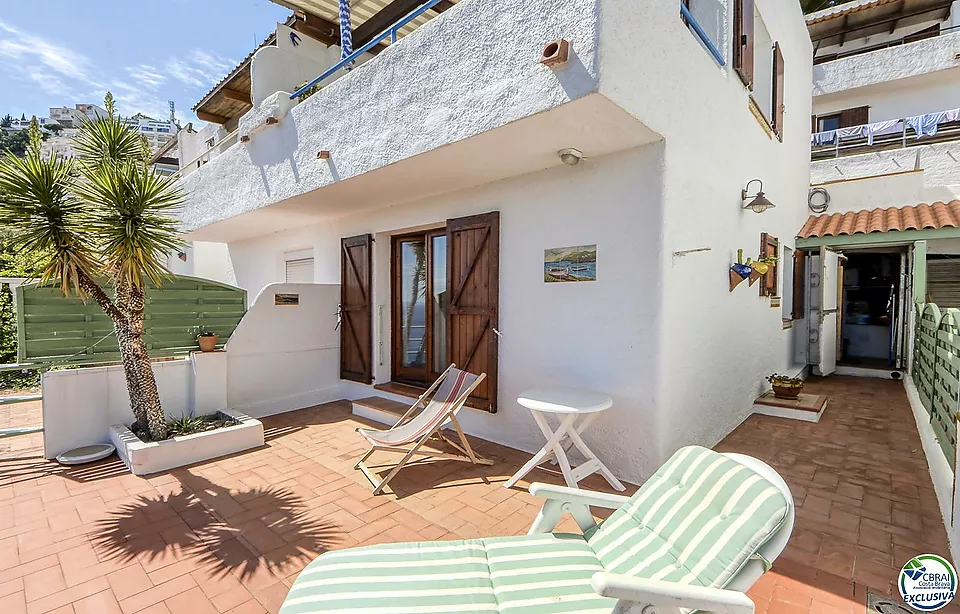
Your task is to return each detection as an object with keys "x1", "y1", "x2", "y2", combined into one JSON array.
[{"x1": 0, "y1": 0, "x2": 290, "y2": 124}]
